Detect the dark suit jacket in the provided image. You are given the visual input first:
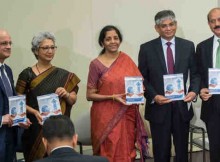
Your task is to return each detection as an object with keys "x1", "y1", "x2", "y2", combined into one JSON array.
[
  {"x1": 196, "y1": 36, "x2": 220, "y2": 122},
  {"x1": 0, "y1": 64, "x2": 17, "y2": 162},
  {"x1": 33, "y1": 147, "x2": 109, "y2": 162},
  {"x1": 138, "y1": 37, "x2": 200, "y2": 123}
]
